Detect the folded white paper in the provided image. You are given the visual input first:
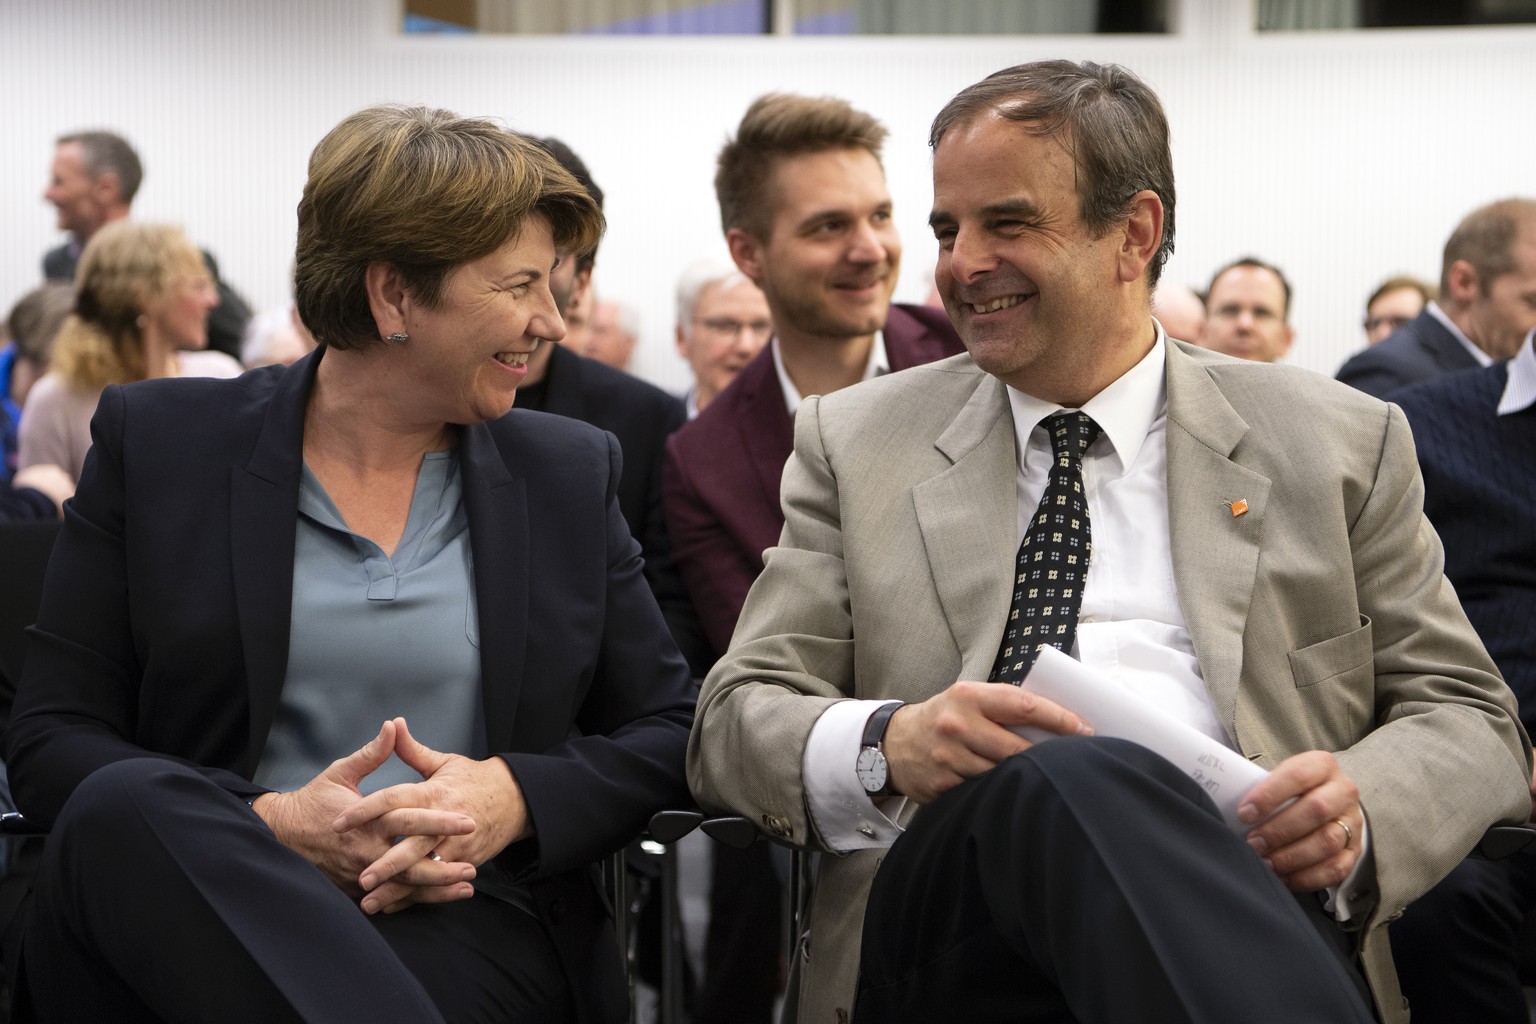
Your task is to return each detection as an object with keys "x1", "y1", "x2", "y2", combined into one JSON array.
[{"x1": 1011, "y1": 647, "x2": 1267, "y2": 833}]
